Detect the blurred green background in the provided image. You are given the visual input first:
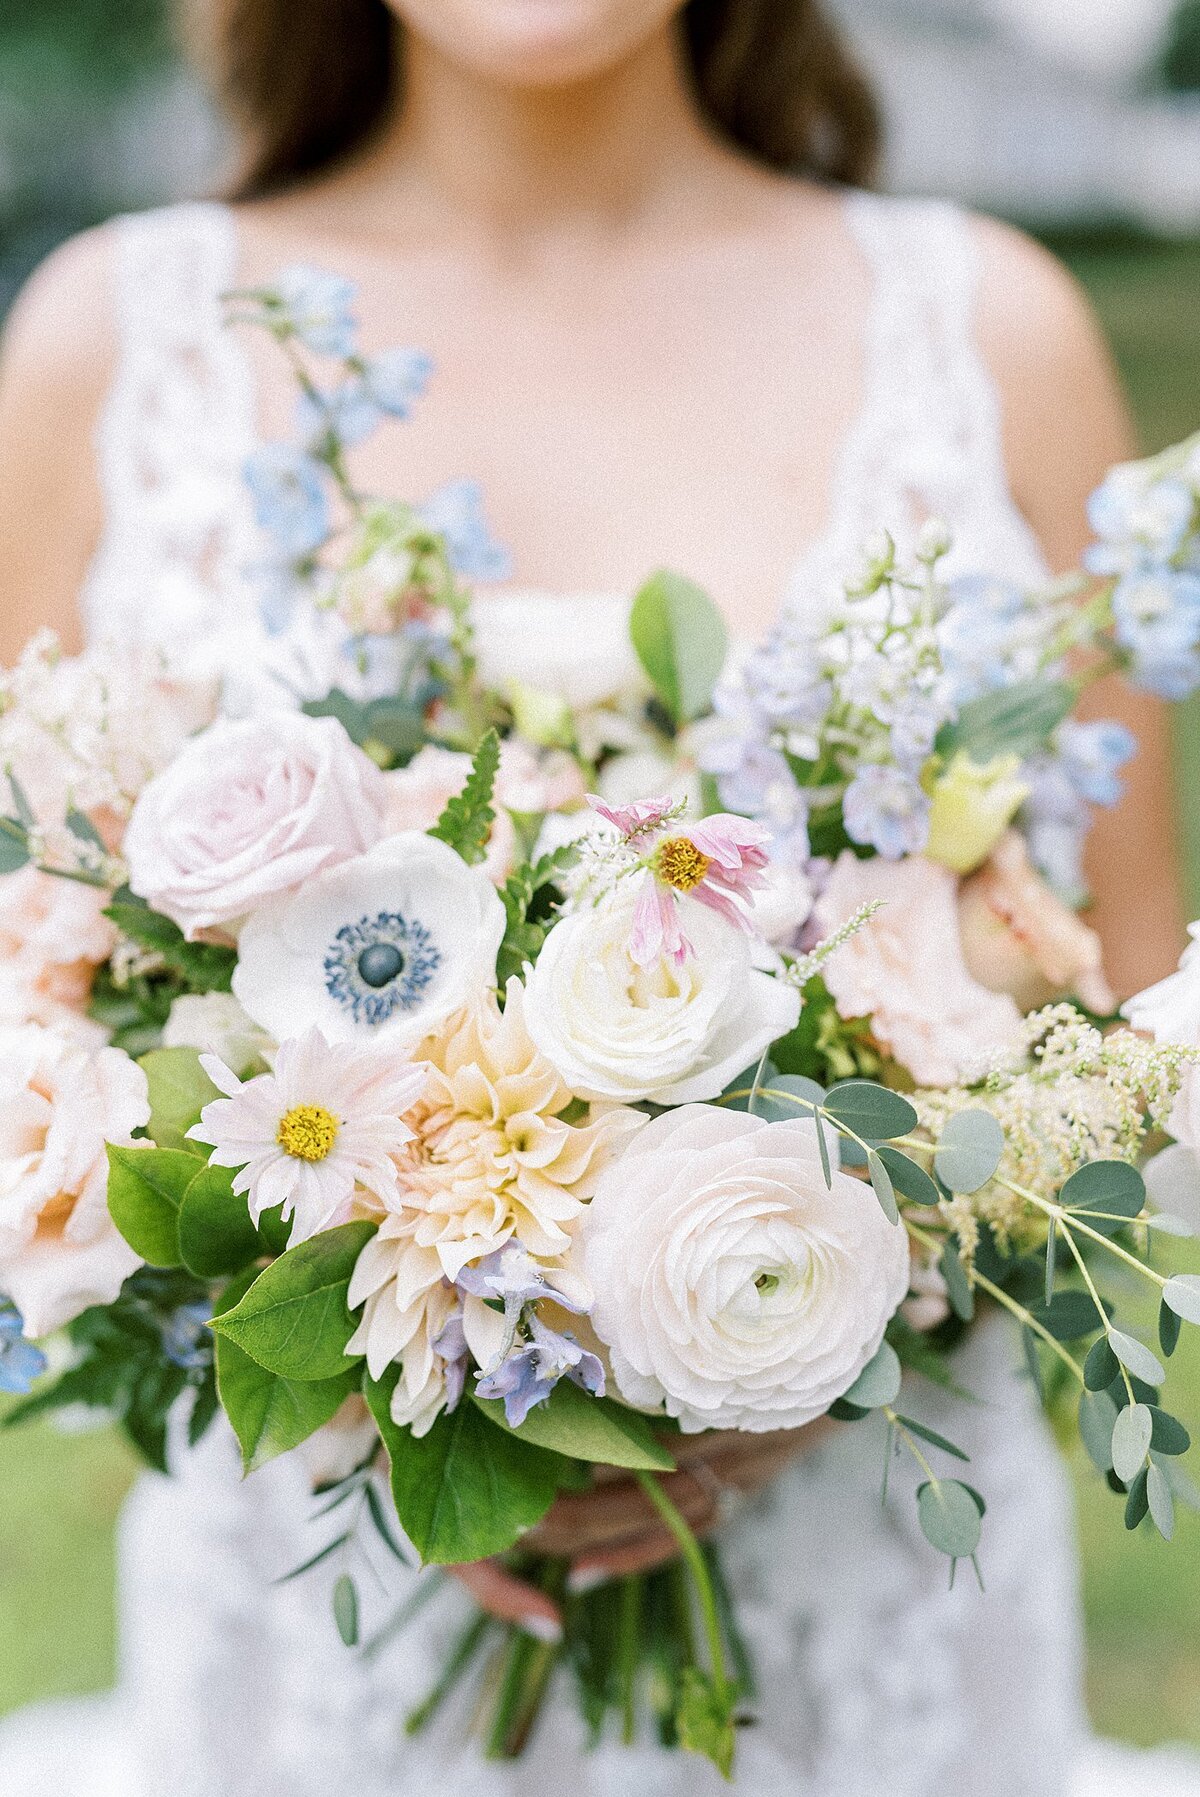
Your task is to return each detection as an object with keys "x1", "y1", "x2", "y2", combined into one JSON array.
[{"x1": 2, "y1": 0, "x2": 1200, "y2": 1754}]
